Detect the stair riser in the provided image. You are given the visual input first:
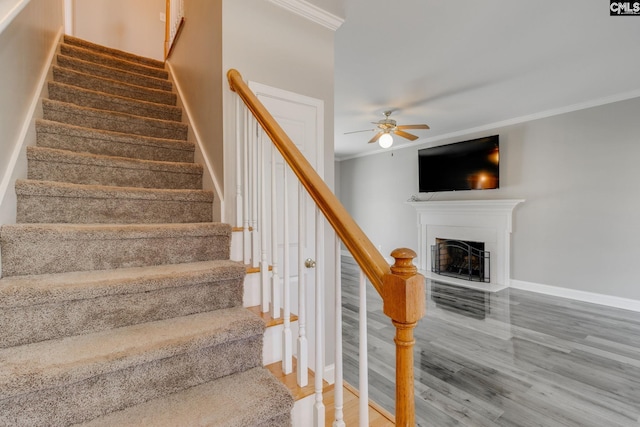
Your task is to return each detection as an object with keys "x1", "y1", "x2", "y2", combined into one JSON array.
[
  {"x1": 57, "y1": 55, "x2": 172, "y2": 91},
  {"x1": 0, "y1": 336, "x2": 262, "y2": 426},
  {"x1": 36, "y1": 121, "x2": 194, "y2": 163},
  {"x1": 63, "y1": 35, "x2": 166, "y2": 69},
  {"x1": 48, "y1": 83, "x2": 182, "y2": 122},
  {"x1": 43, "y1": 101, "x2": 188, "y2": 140},
  {"x1": 1, "y1": 279, "x2": 243, "y2": 348},
  {"x1": 53, "y1": 67, "x2": 177, "y2": 106},
  {"x1": 17, "y1": 195, "x2": 213, "y2": 224},
  {"x1": 1, "y1": 232, "x2": 229, "y2": 276},
  {"x1": 28, "y1": 159, "x2": 202, "y2": 189},
  {"x1": 60, "y1": 44, "x2": 169, "y2": 80}
]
